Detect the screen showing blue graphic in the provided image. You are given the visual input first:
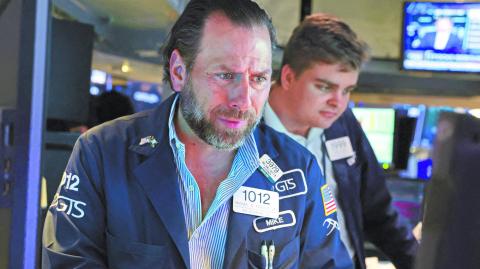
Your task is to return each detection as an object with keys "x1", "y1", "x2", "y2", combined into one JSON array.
[
  {"x1": 122, "y1": 81, "x2": 162, "y2": 112},
  {"x1": 402, "y1": 2, "x2": 480, "y2": 72},
  {"x1": 90, "y1": 70, "x2": 162, "y2": 113}
]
